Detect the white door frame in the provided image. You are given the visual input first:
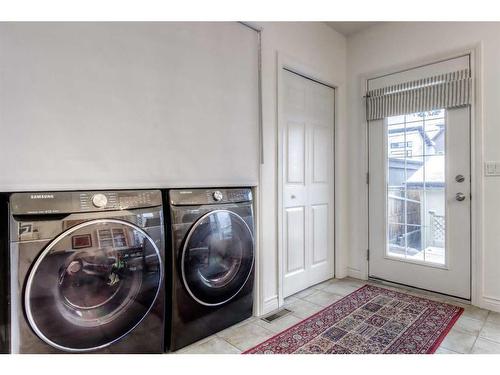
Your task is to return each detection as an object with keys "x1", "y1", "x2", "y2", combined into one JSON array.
[
  {"x1": 277, "y1": 52, "x2": 339, "y2": 307},
  {"x1": 362, "y1": 45, "x2": 485, "y2": 308}
]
